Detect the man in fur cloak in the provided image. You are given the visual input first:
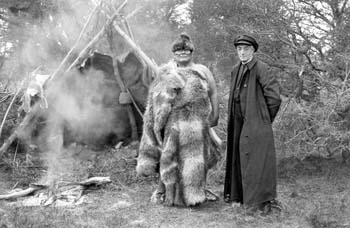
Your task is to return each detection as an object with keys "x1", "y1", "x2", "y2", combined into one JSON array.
[
  {"x1": 136, "y1": 33, "x2": 219, "y2": 206},
  {"x1": 224, "y1": 34, "x2": 282, "y2": 214}
]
